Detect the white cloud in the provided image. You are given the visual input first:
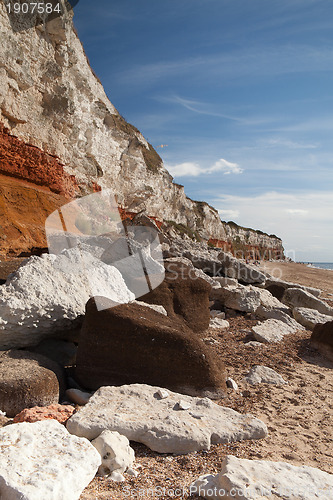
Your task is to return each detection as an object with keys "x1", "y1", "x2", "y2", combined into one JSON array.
[
  {"x1": 166, "y1": 158, "x2": 243, "y2": 178},
  {"x1": 218, "y1": 209, "x2": 240, "y2": 220},
  {"x1": 285, "y1": 209, "x2": 308, "y2": 216},
  {"x1": 212, "y1": 191, "x2": 333, "y2": 261}
]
